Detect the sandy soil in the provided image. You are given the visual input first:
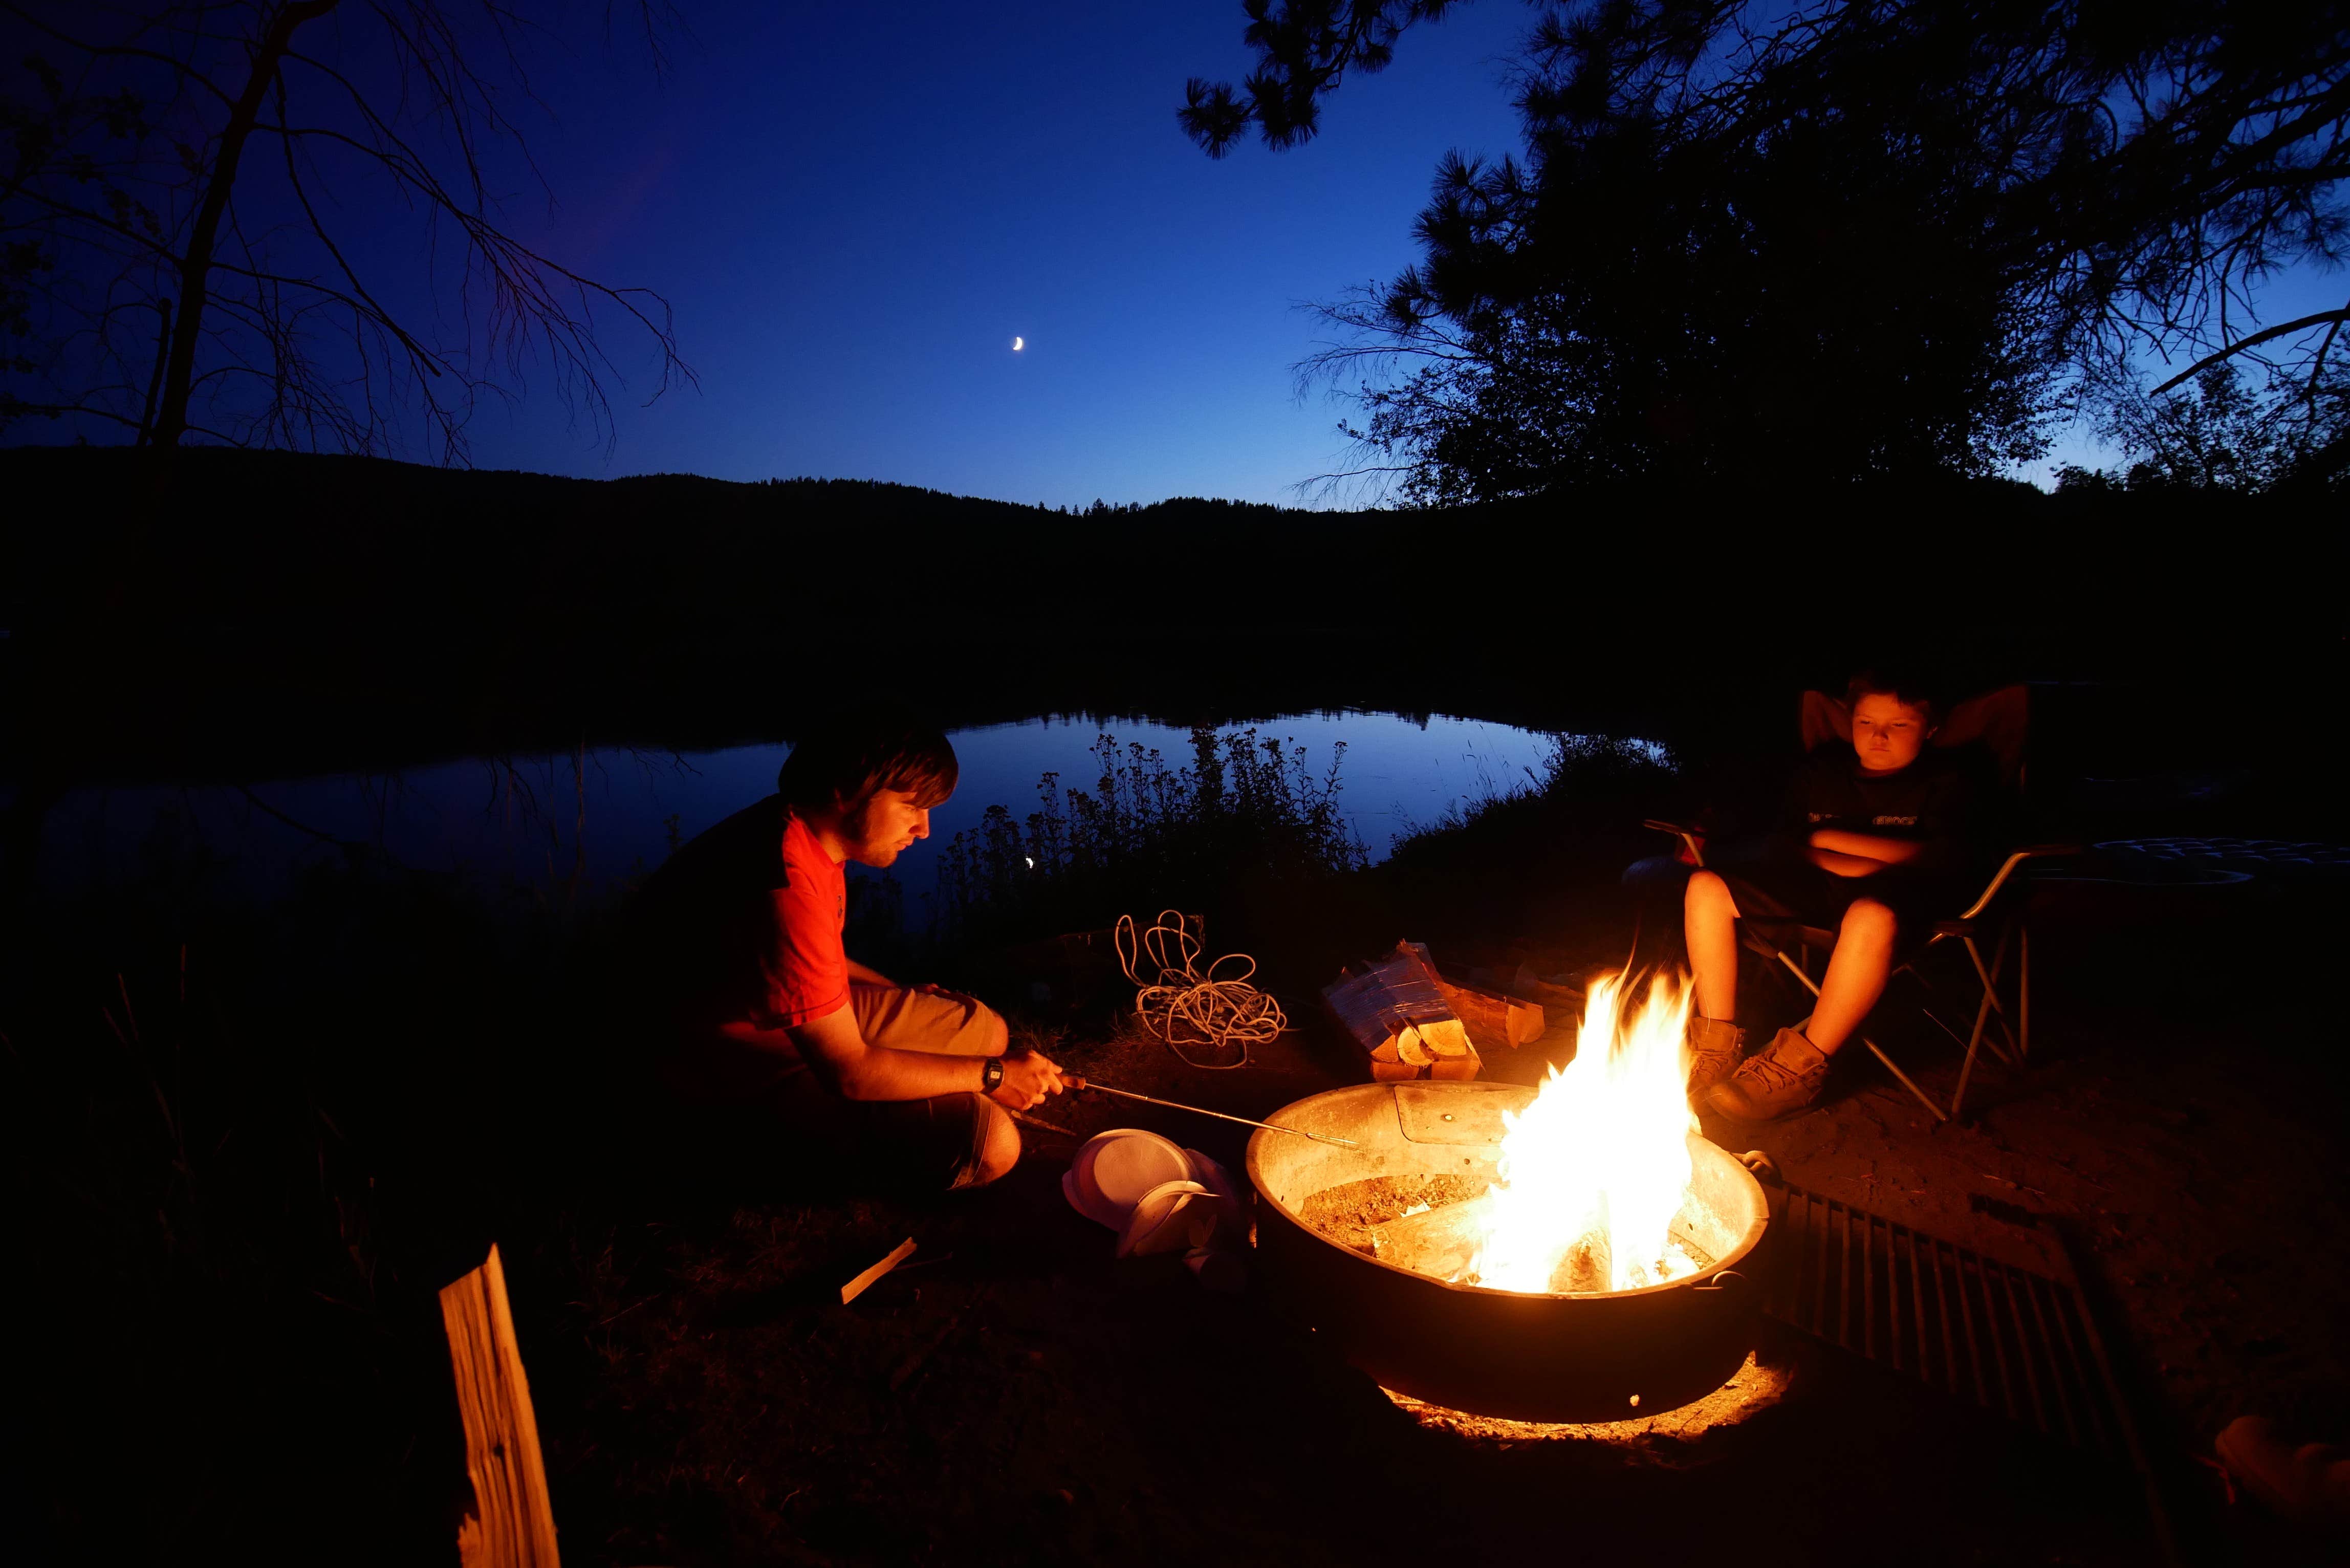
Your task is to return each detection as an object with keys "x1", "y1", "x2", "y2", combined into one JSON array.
[{"x1": 507, "y1": 876, "x2": 2347, "y2": 1566}]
